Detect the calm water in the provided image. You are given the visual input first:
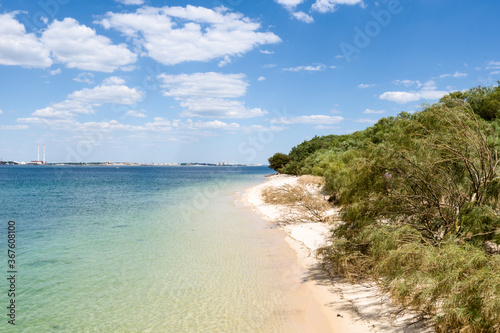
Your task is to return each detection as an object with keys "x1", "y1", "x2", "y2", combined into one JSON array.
[{"x1": 0, "y1": 166, "x2": 304, "y2": 332}]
